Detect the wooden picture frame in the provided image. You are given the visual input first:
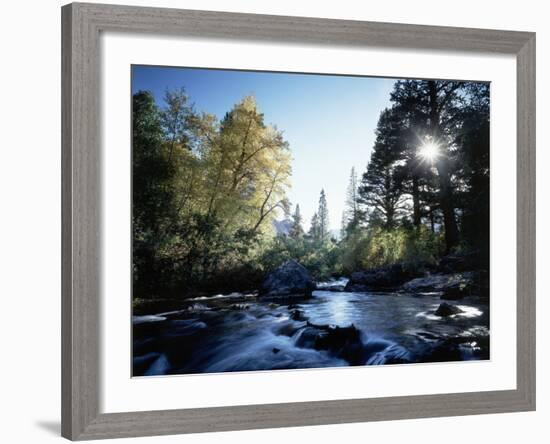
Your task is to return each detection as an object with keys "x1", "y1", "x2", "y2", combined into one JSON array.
[{"x1": 61, "y1": 2, "x2": 535, "y2": 440}]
